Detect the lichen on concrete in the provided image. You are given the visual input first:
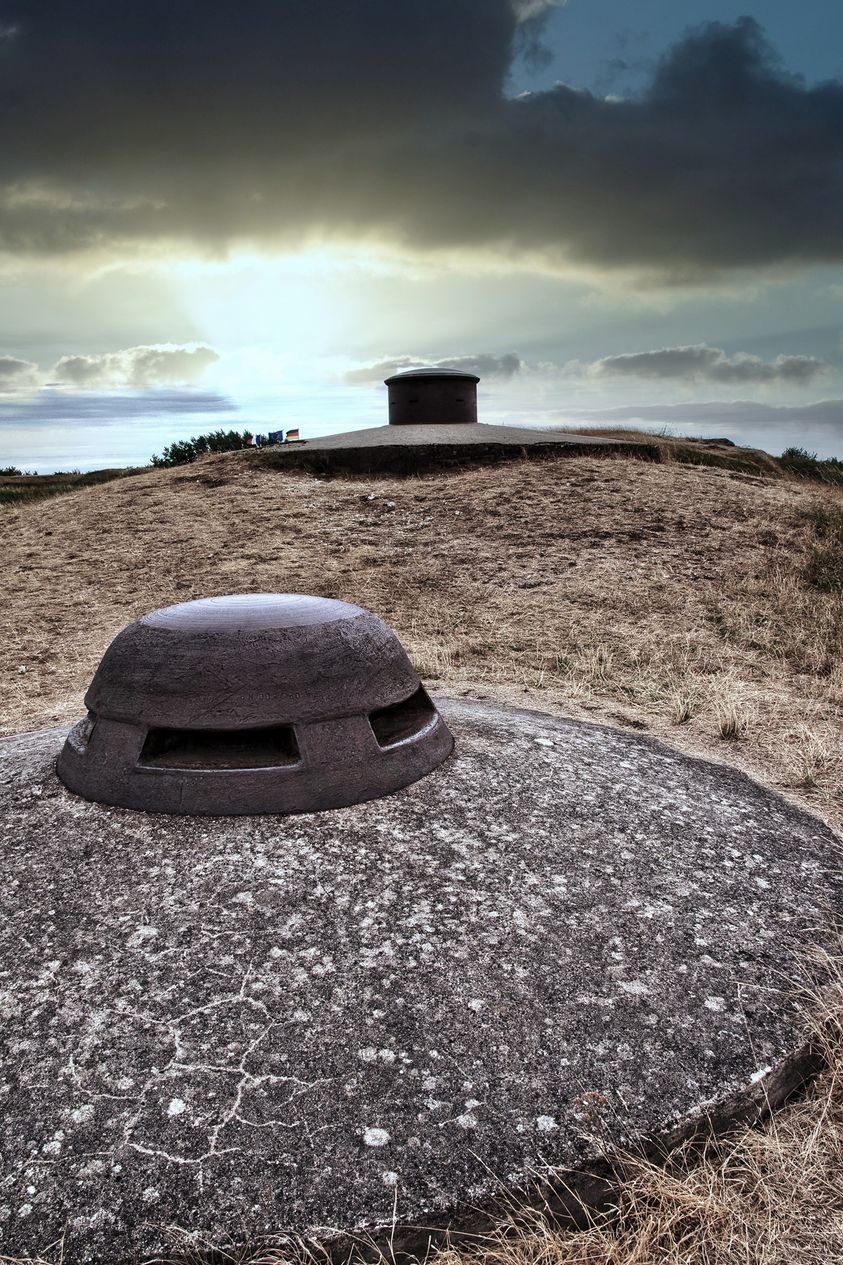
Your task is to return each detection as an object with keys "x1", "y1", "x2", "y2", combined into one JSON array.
[{"x1": 0, "y1": 700, "x2": 840, "y2": 1263}]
